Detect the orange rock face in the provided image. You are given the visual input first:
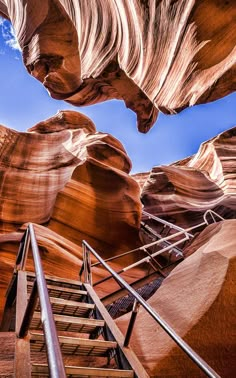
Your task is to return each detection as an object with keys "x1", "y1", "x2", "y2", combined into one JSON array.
[
  {"x1": 116, "y1": 220, "x2": 236, "y2": 377},
  {"x1": 0, "y1": 110, "x2": 141, "y2": 252},
  {"x1": 141, "y1": 127, "x2": 236, "y2": 231},
  {"x1": 0, "y1": 110, "x2": 141, "y2": 320},
  {"x1": 0, "y1": 0, "x2": 235, "y2": 132}
]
